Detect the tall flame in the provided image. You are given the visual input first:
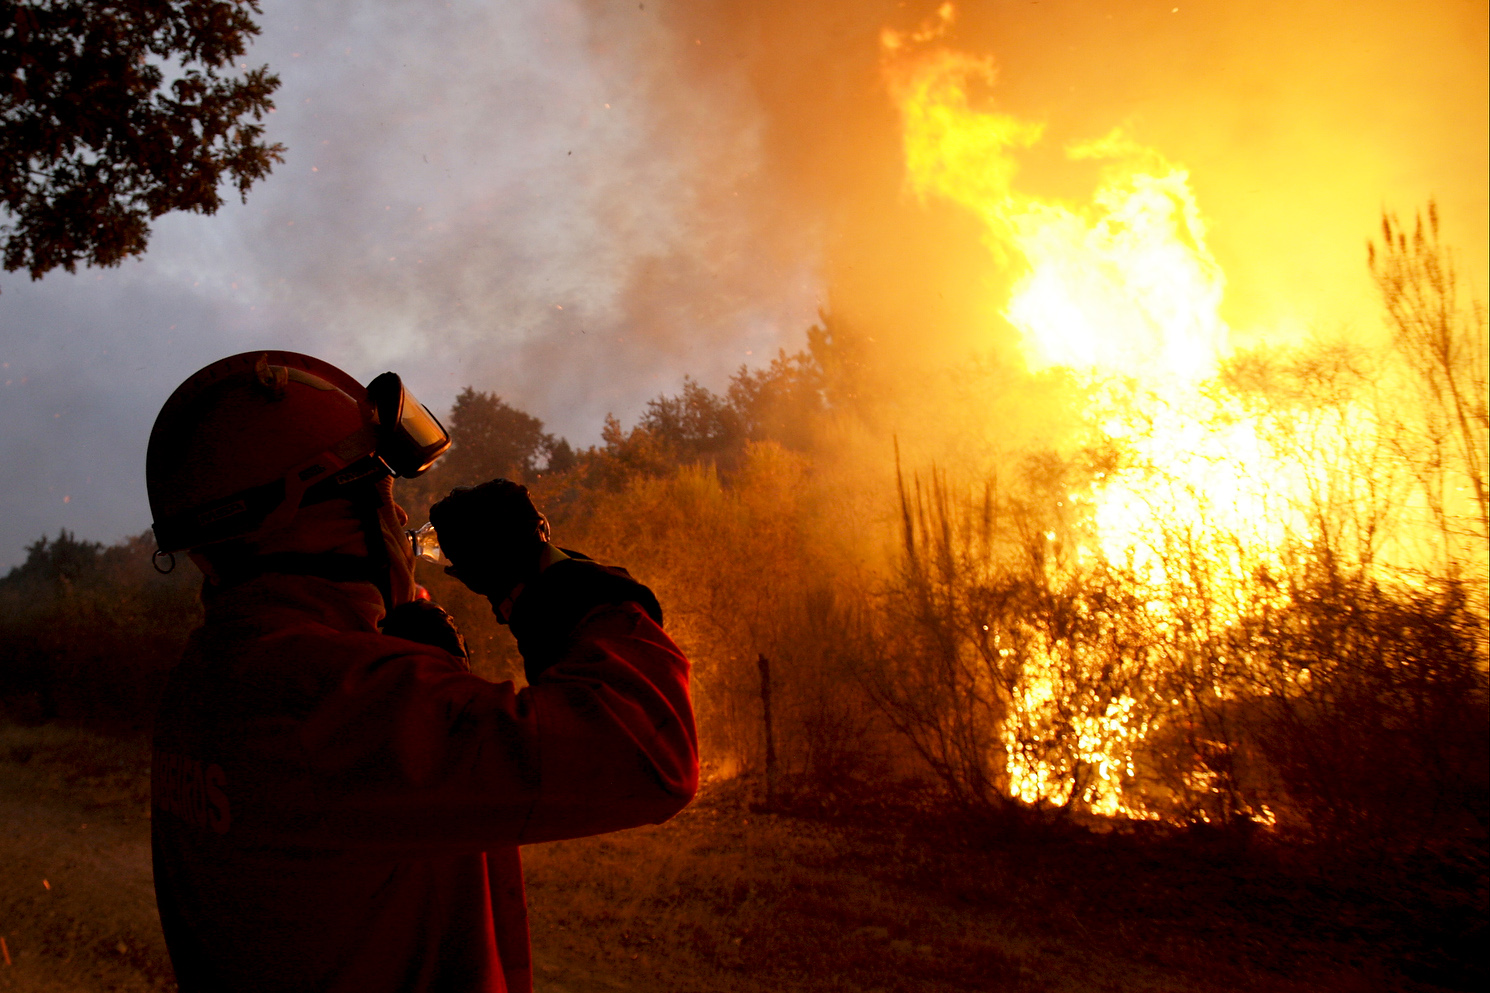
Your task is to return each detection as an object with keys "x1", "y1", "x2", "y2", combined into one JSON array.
[
  {"x1": 883, "y1": 43, "x2": 1230, "y2": 384},
  {"x1": 881, "y1": 12, "x2": 1328, "y2": 817}
]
